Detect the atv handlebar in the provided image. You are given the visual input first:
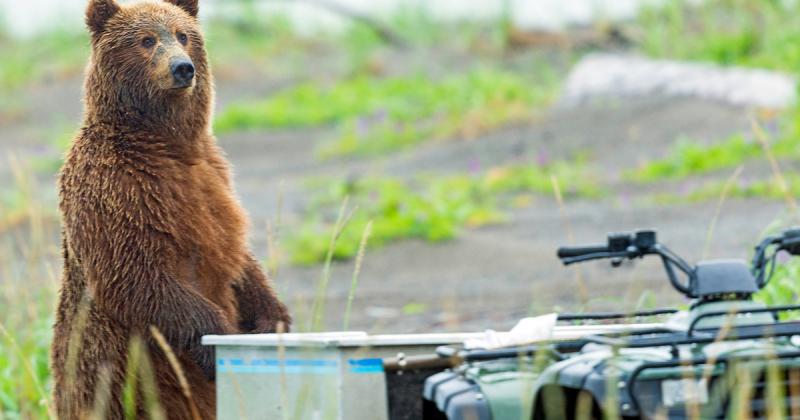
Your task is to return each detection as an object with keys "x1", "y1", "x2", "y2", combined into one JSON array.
[
  {"x1": 752, "y1": 227, "x2": 800, "y2": 287},
  {"x1": 558, "y1": 227, "x2": 800, "y2": 297},
  {"x1": 557, "y1": 231, "x2": 659, "y2": 262},
  {"x1": 557, "y1": 230, "x2": 694, "y2": 296}
]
